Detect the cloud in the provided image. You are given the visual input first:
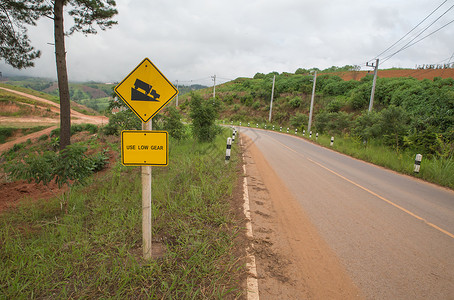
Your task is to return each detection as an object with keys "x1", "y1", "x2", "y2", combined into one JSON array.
[{"x1": 1, "y1": 0, "x2": 453, "y2": 84}]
